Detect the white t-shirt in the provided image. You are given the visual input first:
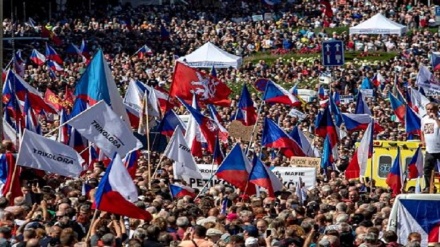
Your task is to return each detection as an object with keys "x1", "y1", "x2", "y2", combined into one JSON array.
[{"x1": 422, "y1": 116, "x2": 440, "y2": 153}]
